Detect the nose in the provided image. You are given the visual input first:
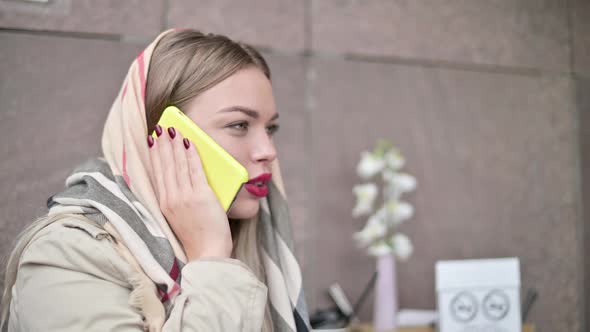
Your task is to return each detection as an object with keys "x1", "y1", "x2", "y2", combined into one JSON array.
[{"x1": 251, "y1": 132, "x2": 277, "y2": 165}]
